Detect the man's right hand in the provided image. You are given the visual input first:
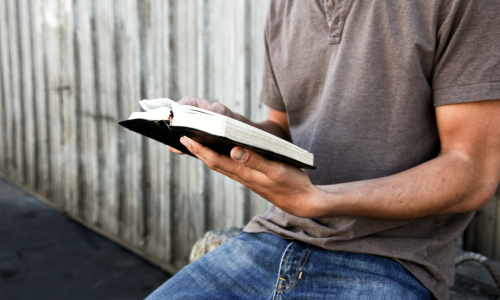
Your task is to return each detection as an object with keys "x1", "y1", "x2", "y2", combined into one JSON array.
[{"x1": 167, "y1": 96, "x2": 239, "y2": 155}]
